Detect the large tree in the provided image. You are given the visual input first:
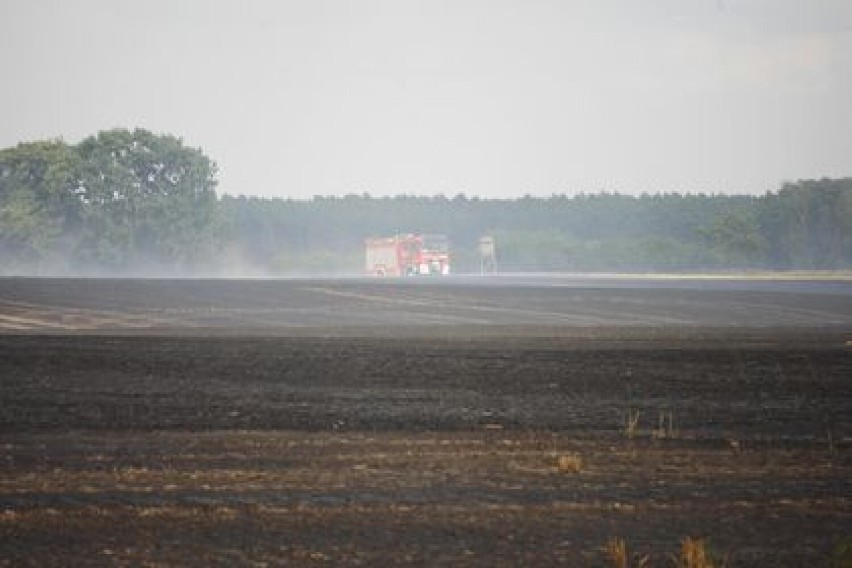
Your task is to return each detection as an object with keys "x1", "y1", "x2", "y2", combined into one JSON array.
[
  {"x1": 0, "y1": 128, "x2": 221, "y2": 274},
  {"x1": 74, "y1": 128, "x2": 220, "y2": 270}
]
